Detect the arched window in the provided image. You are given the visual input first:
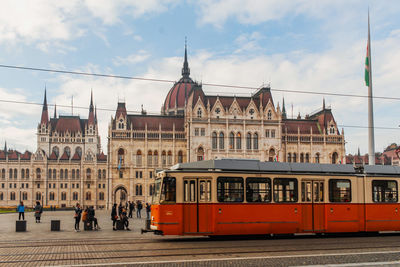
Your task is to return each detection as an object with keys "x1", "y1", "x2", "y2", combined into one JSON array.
[
  {"x1": 161, "y1": 151, "x2": 166, "y2": 166},
  {"x1": 14, "y1": 168, "x2": 17, "y2": 179},
  {"x1": 269, "y1": 148, "x2": 275, "y2": 162},
  {"x1": 246, "y1": 133, "x2": 252, "y2": 150},
  {"x1": 102, "y1": 169, "x2": 106, "y2": 179},
  {"x1": 288, "y1": 153, "x2": 292, "y2": 162},
  {"x1": 22, "y1": 192, "x2": 28, "y2": 200},
  {"x1": 136, "y1": 150, "x2": 142, "y2": 166},
  {"x1": 305, "y1": 153, "x2": 310, "y2": 163},
  {"x1": 147, "y1": 150, "x2": 153, "y2": 166},
  {"x1": 73, "y1": 192, "x2": 78, "y2": 201},
  {"x1": 118, "y1": 148, "x2": 125, "y2": 165},
  {"x1": 36, "y1": 168, "x2": 41, "y2": 179},
  {"x1": 293, "y1": 153, "x2": 297, "y2": 163},
  {"x1": 167, "y1": 151, "x2": 172, "y2": 165},
  {"x1": 315, "y1": 153, "x2": 320, "y2": 163},
  {"x1": 36, "y1": 192, "x2": 41, "y2": 200},
  {"x1": 61, "y1": 192, "x2": 66, "y2": 201},
  {"x1": 9, "y1": 169, "x2": 12, "y2": 179},
  {"x1": 197, "y1": 108, "x2": 202, "y2": 118},
  {"x1": 75, "y1": 146, "x2": 82, "y2": 157},
  {"x1": 219, "y1": 132, "x2": 224, "y2": 150},
  {"x1": 72, "y1": 169, "x2": 75, "y2": 179},
  {"x1": 98, "y1": 170, "x2": 101, "y2": 179},
  {"x1": 253, "y1": 133, "x2": 259, "y2": 150},
  {"x1": 1, "y1": 169, "x2": 4, "y2": 179},
  {"x1": 10, "y1": 192, "x2": 15, "y2": 200},
  {"x1": 332, "y1": 152, "x2": 338, "y2": 164},
  {"x1": 52, "y1": 146, "x2": 59, "y2": 158},
  {"x1": 48, "y1": 169, "x2": 51, "y2": 179},
  {"x1": 178, "y1": 150, "x2": 183, "y2": 163},
  {"x1": 236, "y1": 132, "x2": 242, "y2": 150},
  {"x1": 197, "y1": 147, "x2": 204, "y2": 161},
  {"x1": 76, "y1": 169, "x2": 80, "y2": 178},
  {"x1": 267, "y1": 110, "x2": 272, "y2": 120},
  {"x1": 86, "y1": 168, "x2": 91, "y2": 179},
  {"x1": 86, "y1": 192, "x2": 91, "y2": 200},
  {"x1": 53, "y1": 169, "x2": 56, "y2": 179},
  {"x1": 21, "y1": 169, "x2": 25, "y2": 179},
  {"x1": 212, "y1": 132, "x2": 217, "y2": 149},
  {"x1": 99, "y1": 192, "x2": 104, "y2": 200},
  {"x1": 153, "y1": 151, "x2": 158, "y2": 167},
  {"x1": 49, "y1": 192, "x2": 55, "y2": 200},
  {"x1": 26, "y1": 169, "x2": 29, "y2": 179},
  {"x1": 65, "y1": 169, "x2": 68, "y2": 179},
  {"x1": 0, "y1": 192, "x2": 3, "y2": 200},
  {"x1": 60, "y1": 169, "x2": 64, "y2": 179},
  {"x1": 229, "y1": 132, "x2": 235, "y2": 150},
  {"x1": 136, "y1": 184, "x2": 143, "y2": 196},
  {"x1": 64, "y1": 146, "x2": 71, "y2": 157},
  {"x1": 300, "y1": 153, "x2": 304, "y2": 163}
]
